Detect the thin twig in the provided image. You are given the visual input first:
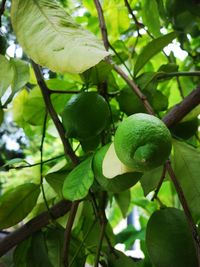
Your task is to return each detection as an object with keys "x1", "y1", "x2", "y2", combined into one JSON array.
[
  {"x1": 49, "y1": 89, "x2": 80, "y2": 94},
  {"x1": 40, "y1": 111, "x2": 51, "y2": 214},
  {"x1": 109, "y1": 43, "x2": 133, "y2": 78},
  {"x1": 92, "y1": 191, "x2": 108, "y2": 267},
  {"x1": 93, "y1": 0, "x2": 109, "y2": 50},
  {"x1": 151, "y1": 164, "x2": 167, "y2": 201},
  {"x1": 94, "y1": 220, "x2": 106, "y2": 267},
  {"x1": 112, "y1": 64, "x2": 155, "y2": 115},
  {"x1": 124, "y1": 0, "x2": 143, "y2": 36},
  {"x1": 123, "y1": 0, "x2": 155, "y2": 39},
  {"x1": 7, "y1": 154, "x2": 65, "y2": 170},
  {"x1": 63, "y1": 201, "x2": 79, "y2": 267},
  {"x1": 157, "y1": 71, "x2": 200, "y2": 80},
  {"x1": 166, "y1": 160, "x2": 200, "y2": 266},
  {"x1": 69, "y1": 220, "x2": 97, "y2": 267}
]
